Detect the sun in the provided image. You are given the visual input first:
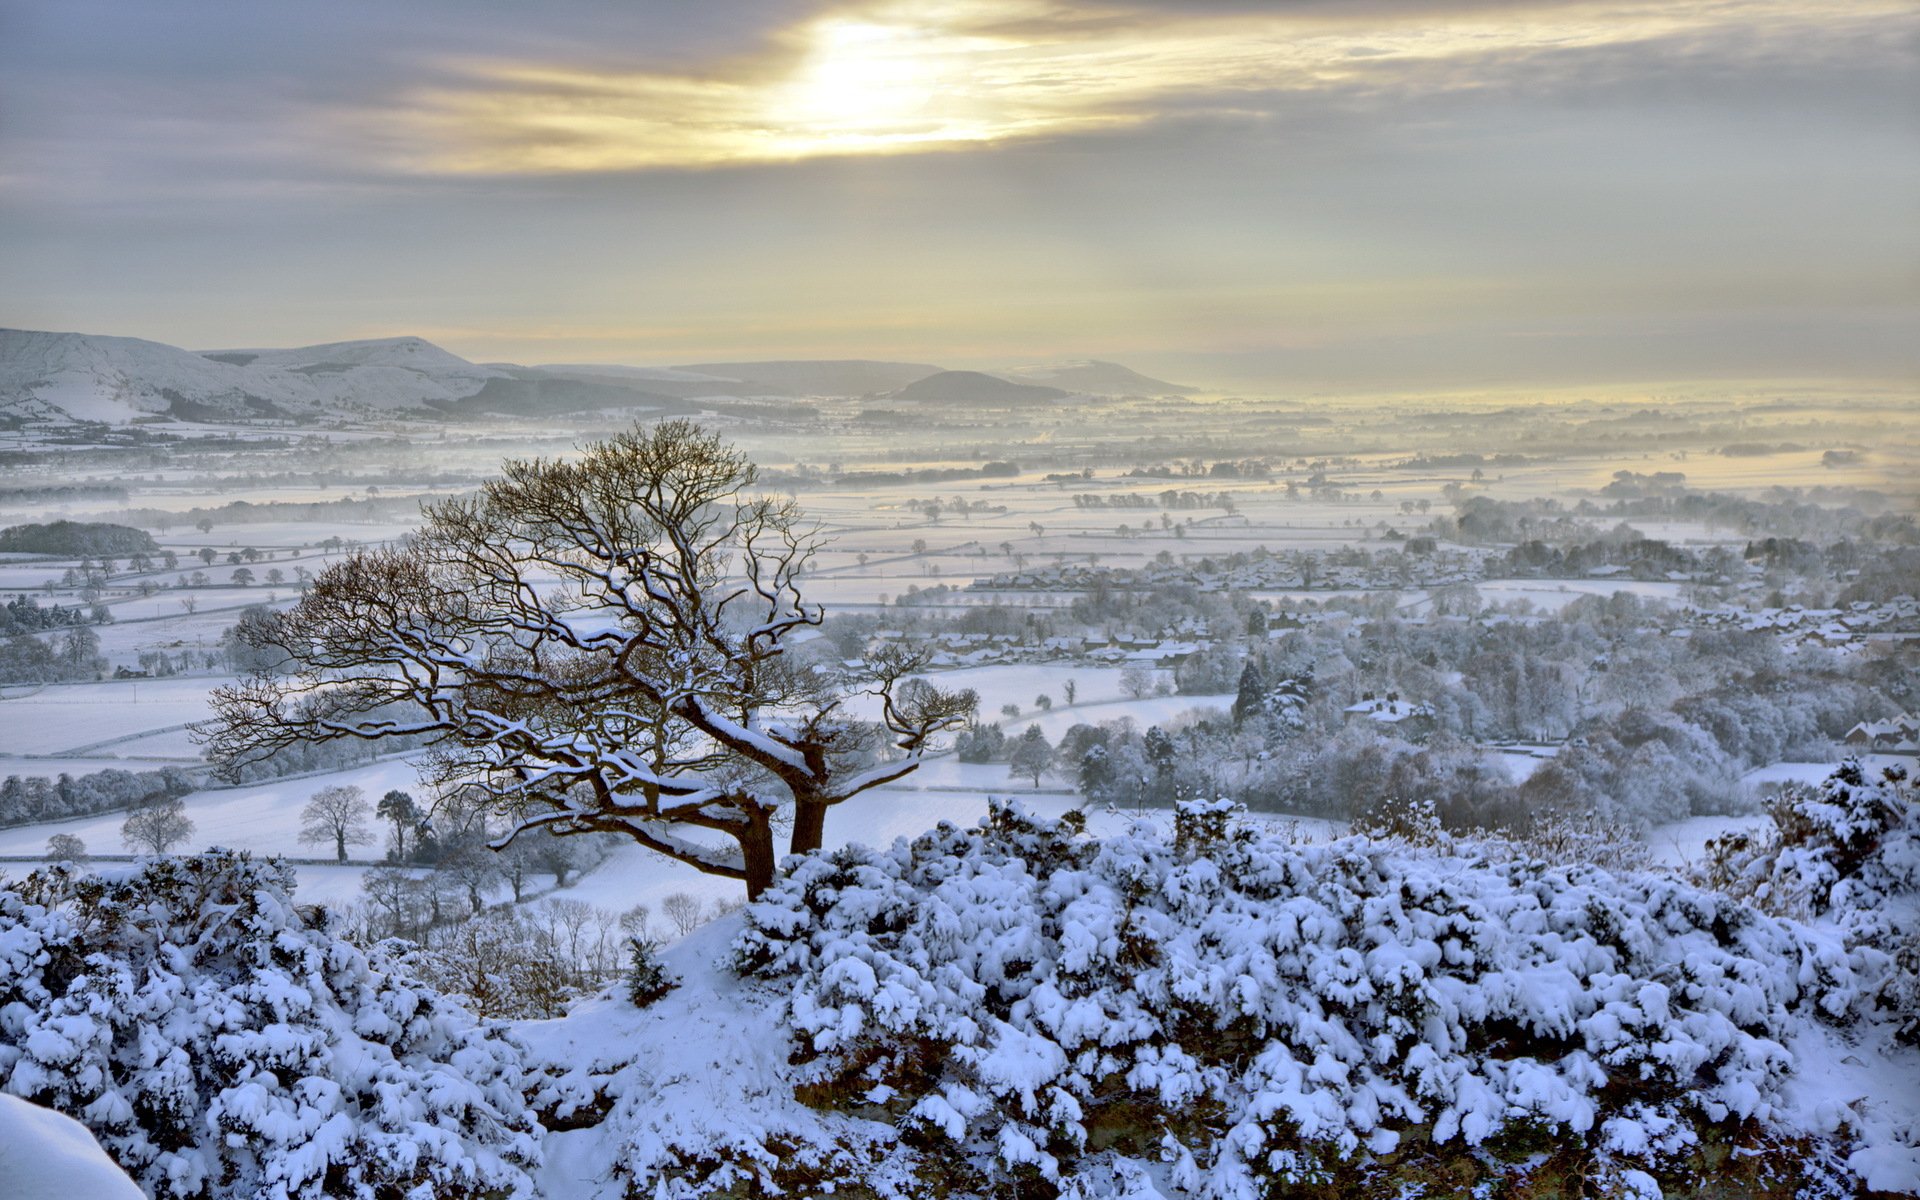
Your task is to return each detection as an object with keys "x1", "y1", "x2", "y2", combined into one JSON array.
[{"x1": 771, "y1": 16, "x2": 995, "y2": 153}]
